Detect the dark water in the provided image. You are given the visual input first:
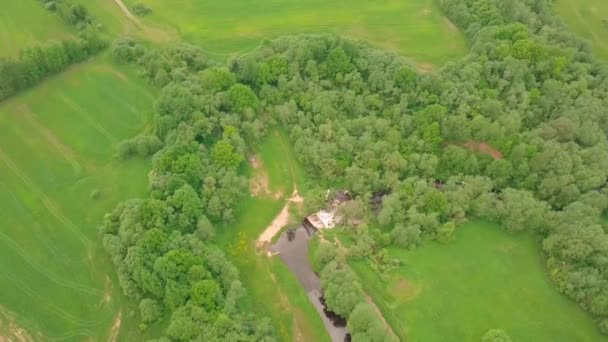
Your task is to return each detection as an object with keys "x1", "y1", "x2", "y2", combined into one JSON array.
[{"x1": 270, "y1": 225, "x2": 350, "y2": 342}]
